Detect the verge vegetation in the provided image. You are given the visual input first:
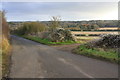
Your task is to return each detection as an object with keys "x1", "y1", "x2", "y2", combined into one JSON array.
[
  {"x1": 13, "y1": 16, "x2": 78, "y2": 45},
  {"x1": 10, "y1": 16, "x2": 119, "y2": 63},
  {"x1": 22, "y1": 35, "x2": 77, "y2": 45},
  {"x1": 73, "y1": 34, "x2": 120, "y2": 63},
  {"x1": 0, "y1": 11, "x2": 11, "y2": 77}
]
